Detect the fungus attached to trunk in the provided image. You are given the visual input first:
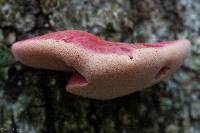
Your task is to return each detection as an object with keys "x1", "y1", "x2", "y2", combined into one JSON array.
[{"x1": 11, "y1": 30, "x2": 191, "y2": 100}]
